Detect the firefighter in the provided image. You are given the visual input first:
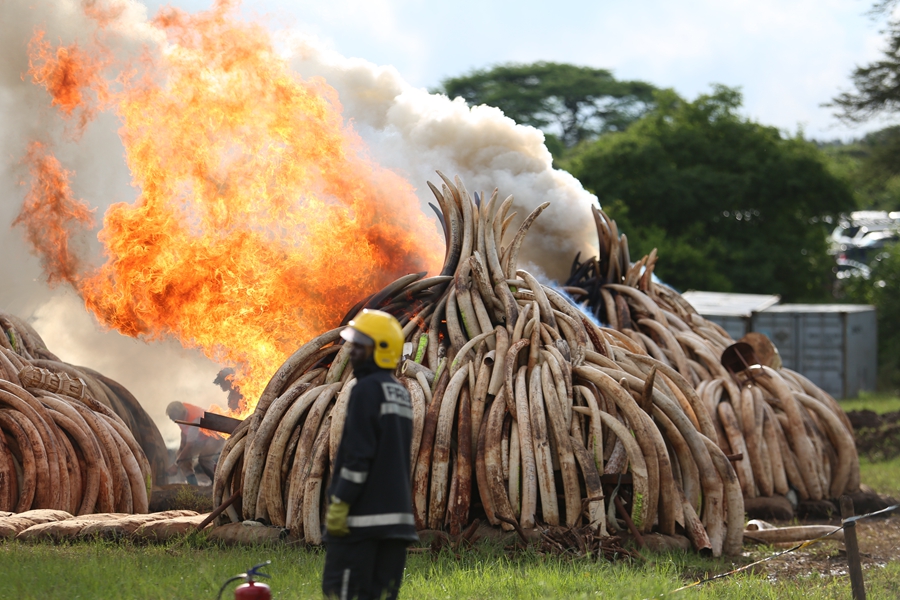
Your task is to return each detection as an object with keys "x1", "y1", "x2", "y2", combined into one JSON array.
[
  {"x1": 321, "y1": 309, "x2": 418, "y2": 600},
  {"x1": 165, "y1": 401, "x2": 224, "y2": 485}
]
